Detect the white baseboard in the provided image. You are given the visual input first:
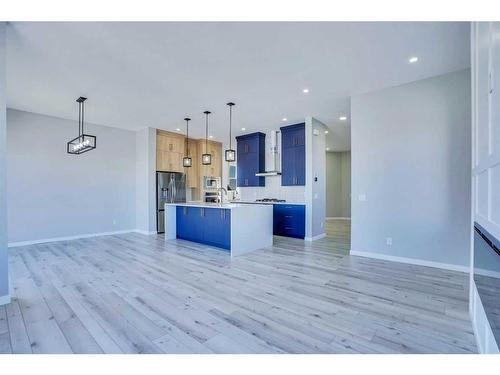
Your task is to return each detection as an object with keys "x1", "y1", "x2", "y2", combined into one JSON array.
[
  {"x1": 326, "y1": 217, "x2": 351, "y2": 220},
  {"x1": 8, "y1": 229, "x2": 140, "y2": 248},
  {"x1": 350, "y1": 250, "x2": 469, "y2": 273},
  {"x1": 0, "y1": 294, "x2": 11, "y2": 306},
  {"x1": 133, "y1": 229, "x2": 157, "y2": 235},
  {"x1": 474, "y1": 267, "x2": 500, "y2": 279},
  {"x1": 305, "y1": 233, "x2": 326, "y2": 242}
]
